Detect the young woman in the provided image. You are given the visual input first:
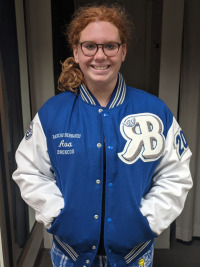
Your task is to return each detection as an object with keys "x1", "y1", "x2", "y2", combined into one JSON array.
[{"x1": 13, "y1": 4, "x2": 192, "y2": 267}]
